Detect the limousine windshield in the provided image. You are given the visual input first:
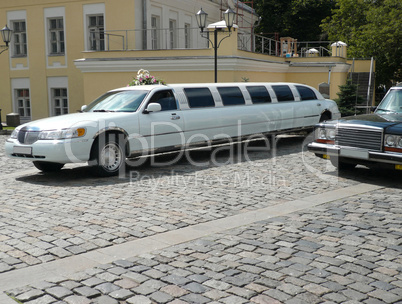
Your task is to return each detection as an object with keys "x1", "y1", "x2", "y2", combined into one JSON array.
[{"x1": 84, "y1": 90, "x2": 148, "y2": 112}]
